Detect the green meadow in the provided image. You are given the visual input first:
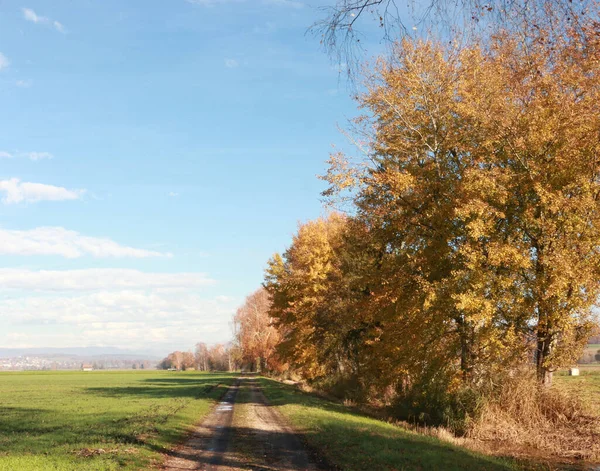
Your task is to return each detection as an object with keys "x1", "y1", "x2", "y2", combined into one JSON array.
[
  {"x1": 0, "y1": 370, "x2": 597, "y2": 471},
  {"x1": 0, "y1": 370, "x2": 235, "y2": 471},
  {"x1": 555, "y1": 365, "x2": 600, "y2": 411}
]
